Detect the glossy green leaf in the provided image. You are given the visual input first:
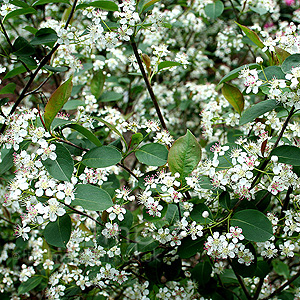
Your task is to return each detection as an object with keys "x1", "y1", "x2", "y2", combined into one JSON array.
[
  {"x1": 44, "y1": 77, "x2": 73, "y2": 131},
  {"x1": 157, "y1": 61, "x2": 181, "y2": 71},
  {"x1": 43, "y1": 214, "x2": 72, "y2": 248},
  {"x1": 275, "y1": 46, "x2": 291, "y2": 64},
  {"x1": 42, "y1": 143, "x2": 74, "y2": 182},
  {"x1": 191, "y1": 261, "x2": 212, "y2": 285},
  {"x1": 0, "y1": 82, "x2": 16, "y2": 95},
  {"x1": 136, "y1": 143, "x2": 168, "y2": 166},
  {"x1": 64, "y1": 124, "x2": 102, "y2": 147},
  {"x1": 76, "y1": 1, "x2": 118, "y2": 11},
  {"x1": 63, "y1": 100, "x2": 85, "y2": 110},
  {"x1": 136, "y1": 236, "x2": 159, "y2": 252},
  {"x1": 3, "y1": 64, "x2": 36, "y2": 79},
  {"x1": 131, "y1": 132, "x2": 143, "y2": 146},
  {"x1": 165, "y1": 204, "x2": 179, "y2": 225},
  {"x1": 218, "y1": 63, "x2": 260, "y2": 85},
  {"x1": 73, "y1": 184, "x2": 113, "y2": 211},
  {"x1": 30, "y1": 28, "x2": 58, "y2": 45},
  {"x1": 281, "y1": 53, "x2": 300, "y2": 74},
  {"x1": 4, "y1": 7, "x2": 37, "y2": 22},
  {"x1": 249, "y1": 5, "x2": 267, "y2": 15},
  {"x1": 82, "y1": 146, "x2": 122, "y2": 168},
  {"x1": 271, "y1": 145, "x2": 300, "y2": 166},
  {"x1": 18, "y1": 276, "x2": 43, "y2": 295},
  {"x1": 168, "y1": 129, "x2": 201, "y2": 181},
  {"x1": 236, "y1": 23, "x2": 264, "y2": 48},
  {"x1": 33, "y1": 0, "x2": 70, "y2": 5},
  {"x1": 90, "y1": 70, "x2": 105, "y2": 99},
  {"x1": 177, "y1": 237, "x2": 205, "y2": 258},
  {"x1": 230, "y1": 209, "x2": 273, "y2": 242},
  {"x1": 272, "y1": 260, "x2": 290, "y2": 279},
  {"x1": 204, "y1": 0, "x2": 224, "y2": 19},
  {"x1": 239, "y1": 99, "x2": 277, "y2": 125},
  {"x1": 190, "y1": 203, "x2": 213, "y2": 224},
  {"x1": 258, "y1": 66, "x2": 285, "y2": 81},
  {"x1": 99, "y1": 91, "x2": 123, "y2": 102},
  {"x1": 254, "y1": 260, "x2": 271, "y2": 278},
  {"x1": 11, "y1": 0, "x2": 30, "y2": 8},
  {"x1": 13, "y1": 37, "x2": 35, "y2": 56},
  {"x1": 222, "y1": 83, "x2": 244, "y2": 115}
]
